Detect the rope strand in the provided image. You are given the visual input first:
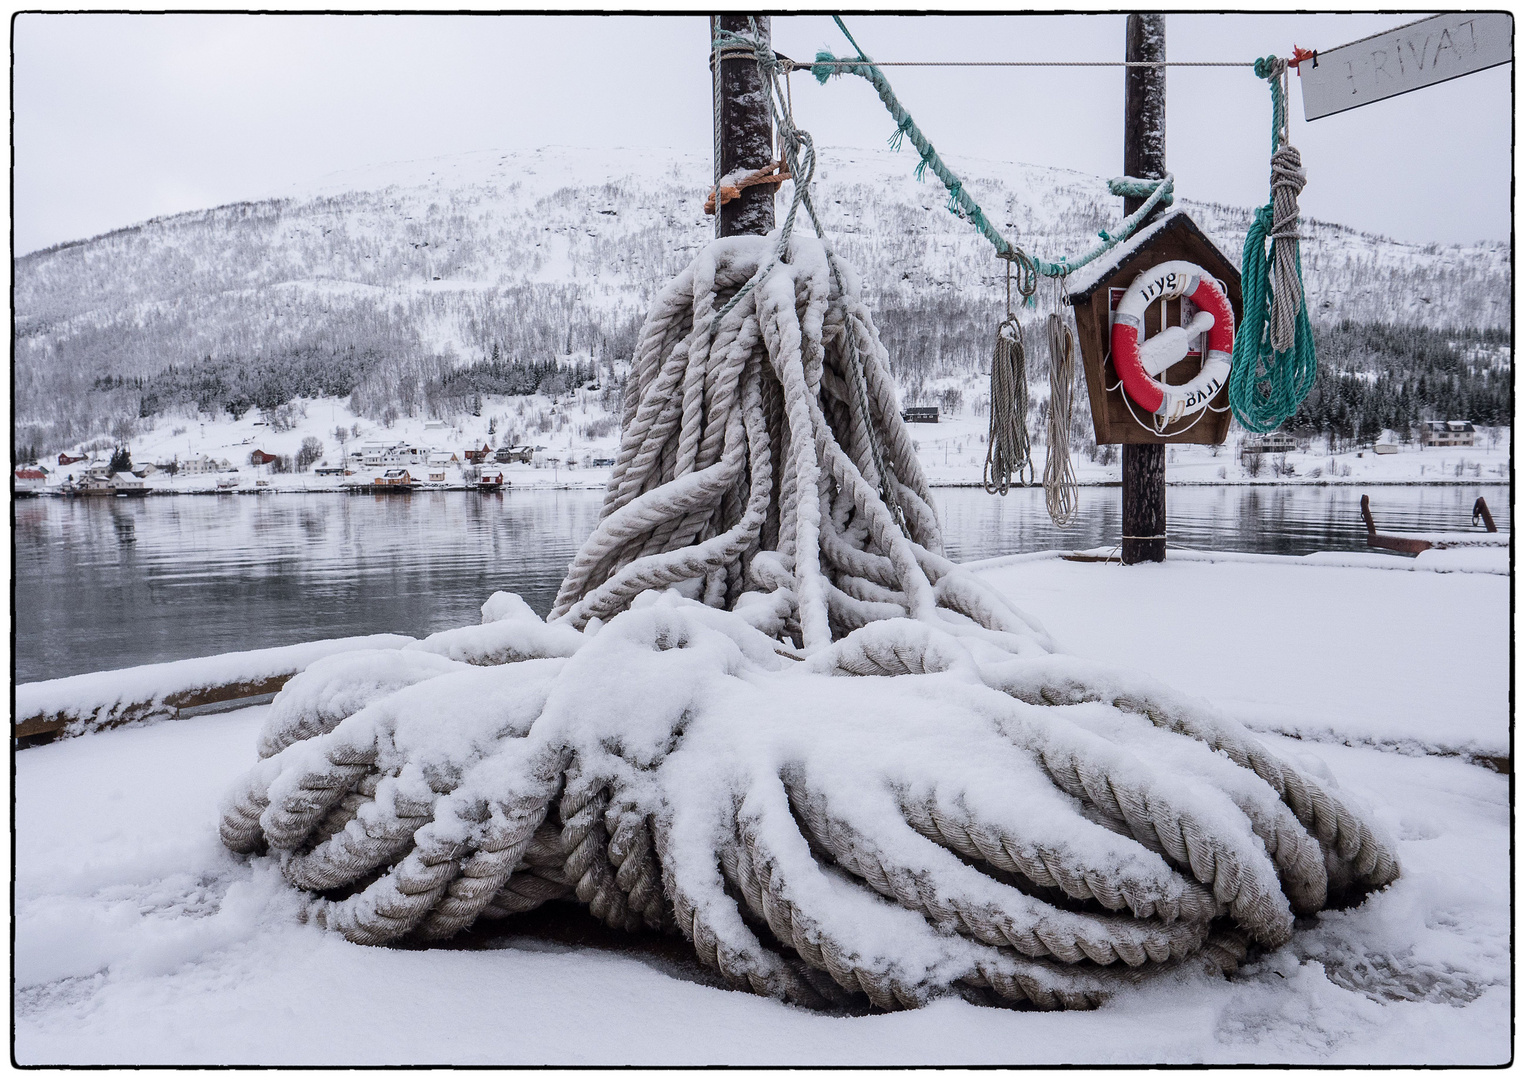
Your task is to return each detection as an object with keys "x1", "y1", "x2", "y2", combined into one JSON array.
[{"x1": 808, "y1": 18, "x2": 1179, "y2": 291}]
